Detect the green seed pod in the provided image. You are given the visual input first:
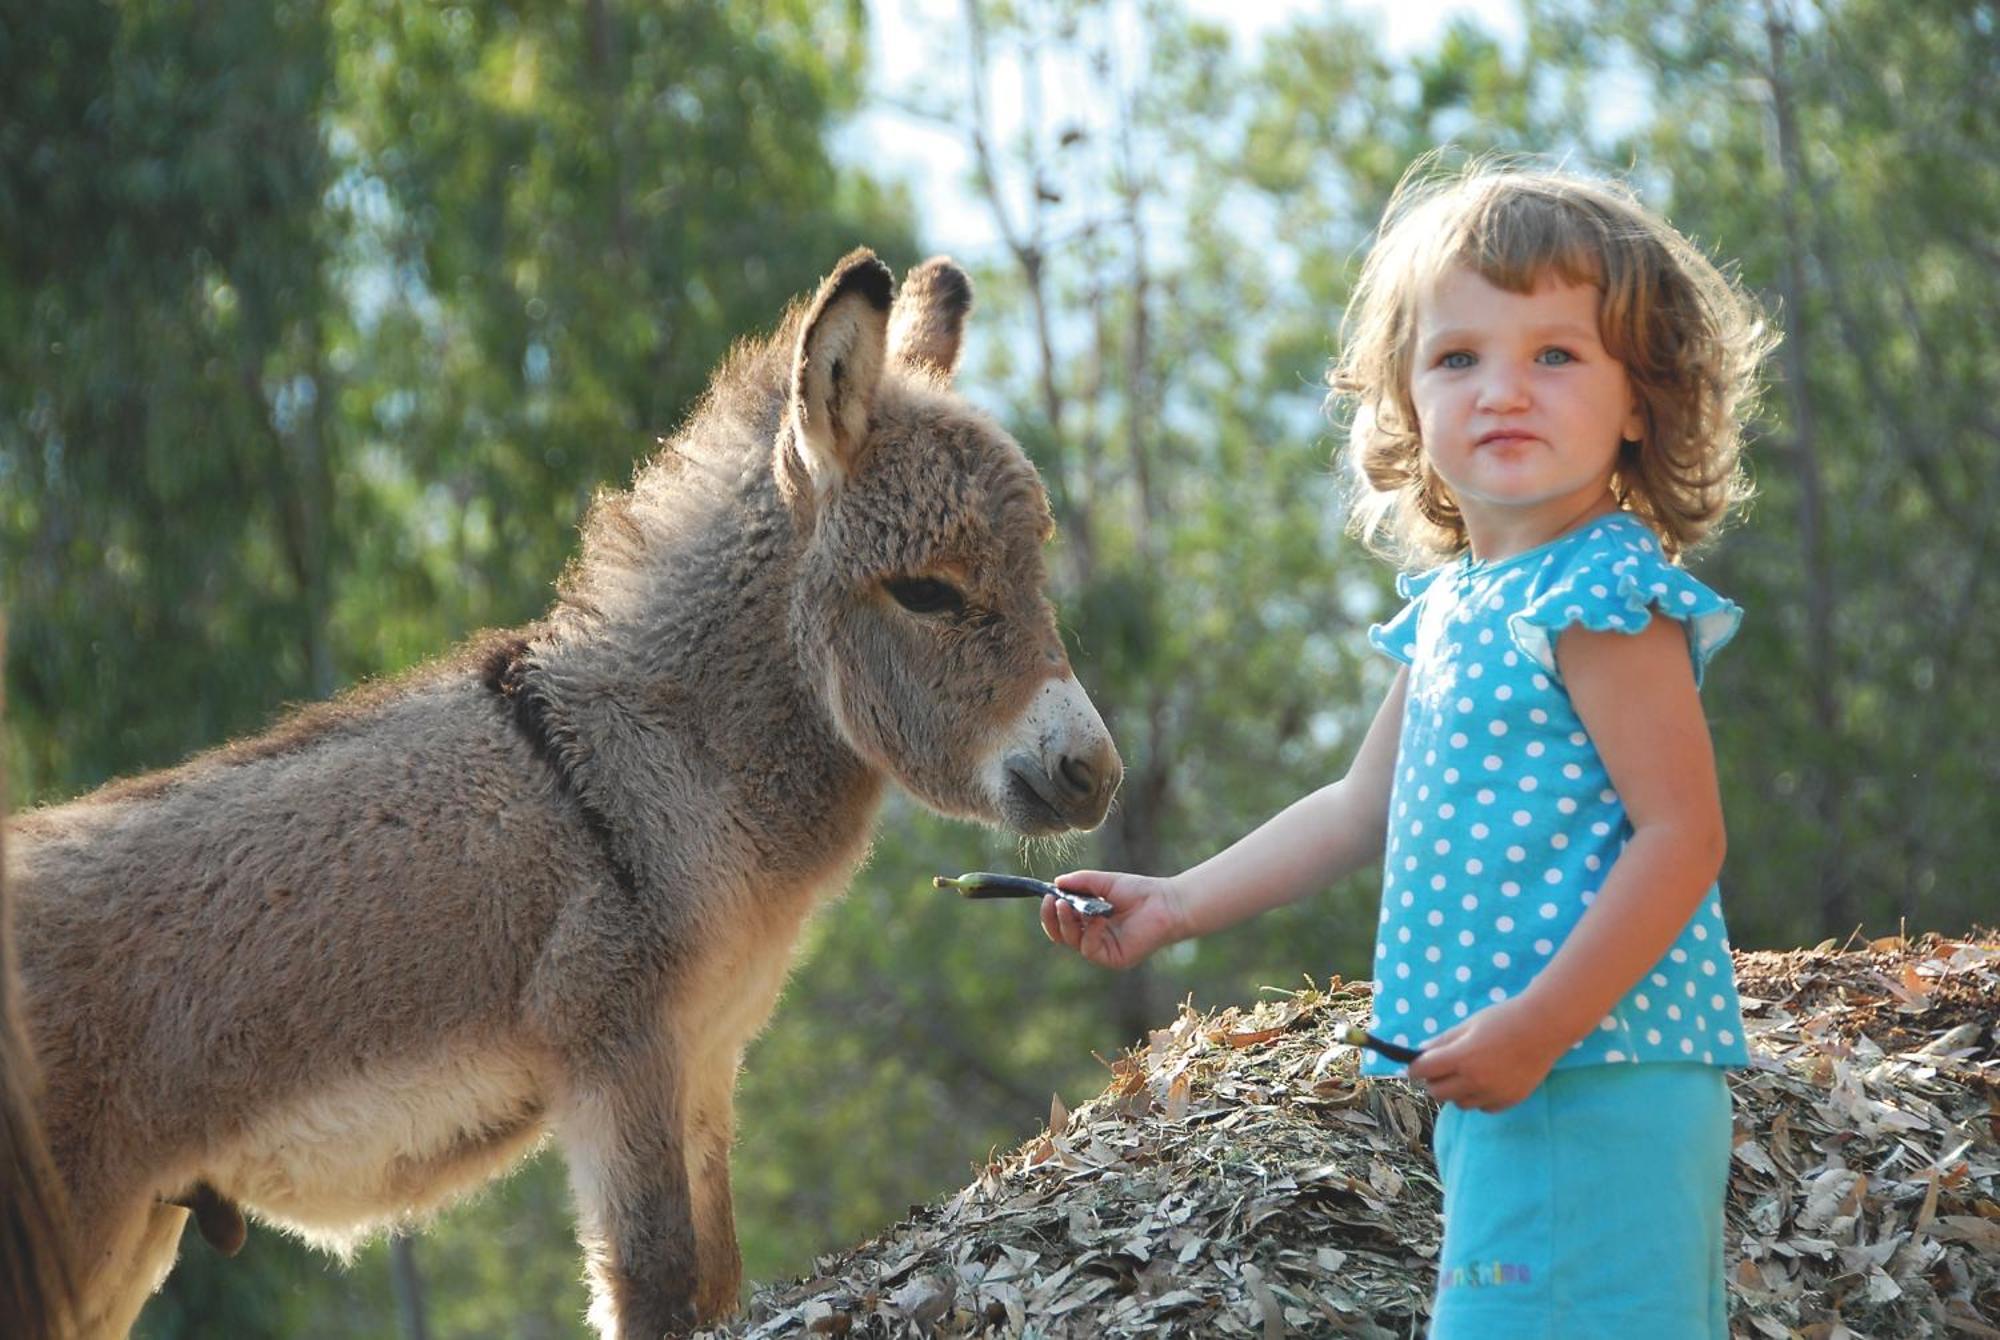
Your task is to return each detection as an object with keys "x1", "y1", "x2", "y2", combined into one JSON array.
[{"x1": 932, "y1": 872, "x2": 1113, "y2": 917}]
